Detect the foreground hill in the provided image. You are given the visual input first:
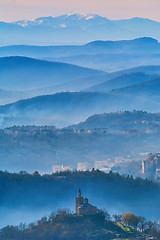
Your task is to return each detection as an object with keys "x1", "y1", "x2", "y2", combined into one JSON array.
[
  {"x1": 1, "y1": 14, "x2": 160, "y2": 45},
  {"x1": 0, "y1": 56, "x2": 103, "y2": 91},
  {"x1": 0, "y1": 211, "x2": 149, "y2": 240}
]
